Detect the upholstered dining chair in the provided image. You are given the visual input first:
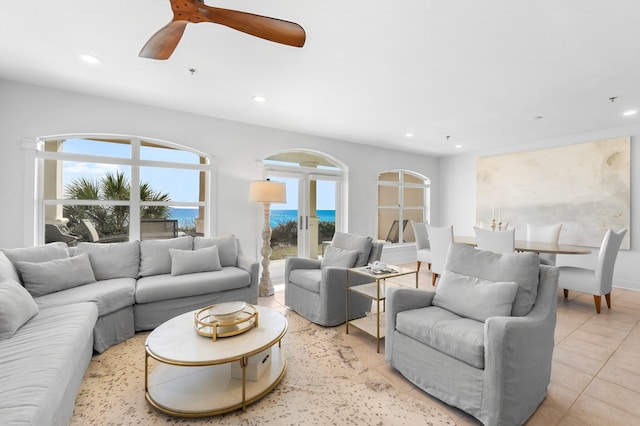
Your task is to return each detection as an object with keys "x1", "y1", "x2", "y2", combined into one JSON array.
[
  {"x1": 425, "y1": 225, "x2": 453, "y2": 286},
  {"x1": 558, "y1": 228, "x2": 627, "y2": 314},
  {"x1": 474, "y1": 226, "x2": 515, "y2": 253},
  {"x1": 410, "y1": 221, "x2": 431, "y2": 272},
  {"x1": 527, "y1": 223, "x2": 563, "y2": 265}
]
